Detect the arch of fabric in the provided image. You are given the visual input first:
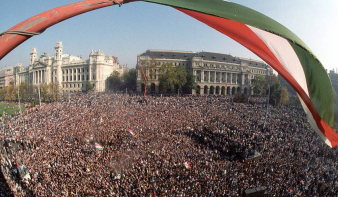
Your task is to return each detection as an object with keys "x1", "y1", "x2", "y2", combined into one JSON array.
[{"x1": 0, "y1": 0, "x2": 337, "y2": 147}]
